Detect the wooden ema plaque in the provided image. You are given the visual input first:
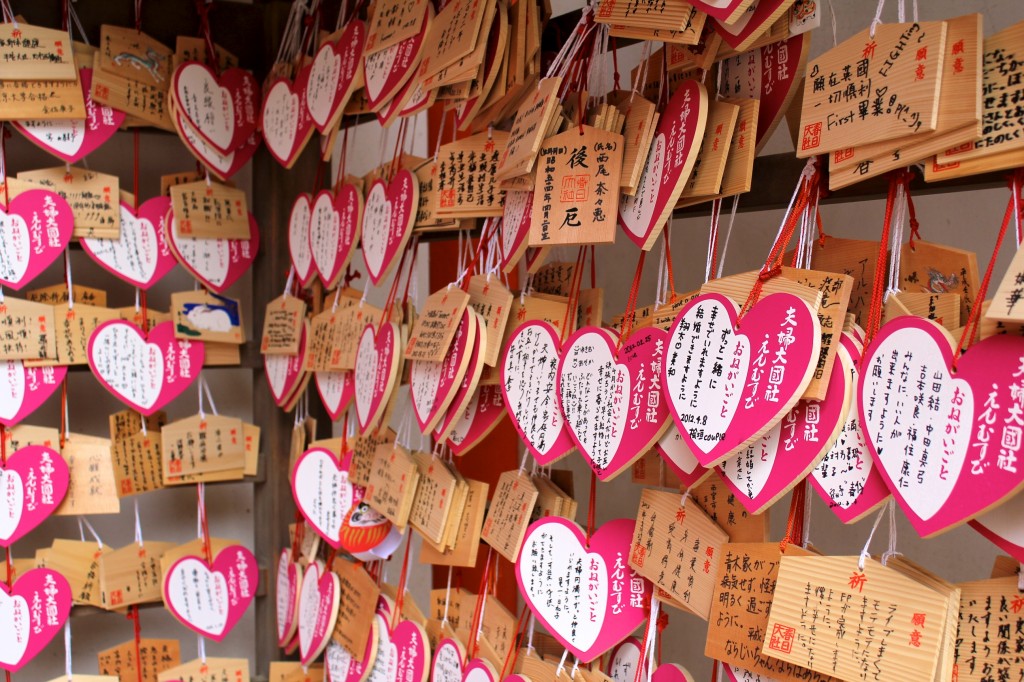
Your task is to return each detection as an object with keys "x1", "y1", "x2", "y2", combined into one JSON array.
[
  {"x1": 419, "y1": 0, "x2": 487, "y2": 81},
  {"x1": 679, "y1": 100, "x2": 740, "y2": 199},
  {"x1": 436, "y1": 131, "x2": 510, "y2": 218},
  {"x1": 467, "y1": 275, "x2": 513, "y2": 366},
  {"x1": 677, "y1": 98, "x2": 759, "y2": 208},
  {"x1": 57, "y1": 434, "x2": 121, "y2": 516},
  {"x1": 529, "y1": 125, "x2": 624, "y2": 246},
  {"x1": 92, "y1": 28, "x2": 174, "y2": 131},
  {"x1": 595, "y1": 0, "x2": 699, "y2": 32},
  {"x1": 765, "y1": 555, "x2": 951, "y2": 682},
  {"x1": 109, "y1": 410, "x2": 166, "y2": 497},
  {"x1": 420, "y1": 478, "x2": 489, "y2": 567},
  {"x1": 829, "y1": 14, "x2": 983, "y2": 190},
  {"x1": 798, "y1": 22, "x2": 947, "y2": 157},
  {"x1": 406, "y1": 287, "x2": 471, "y2": 362},
  {"x1": 331, "y1": 558, "x2": 380, "y2": 661},
  {"x1": 98, "y1": 638, "x2": 181, "y2": 682},
  {"x1": 156, "y1": 658, "x2": 249, "y2": 682},
  {"x1": 954, "y1": 577, "x2": 1024, "y2": 681},
  {"x1": 496, "y1": 77, "x2": 563, "y2": 181},
  {"x1": 706, "y1": 543, "x2": 838, "y2": 682},
  {"x1": 900, "y1": 240, "x2": 980, "y2": 325},
  {"x1": 481, "y1": 469, "x2": 539, "y2": 562},
  {"x1": 988, "y1": 245, "x2": 1024, "y2": 324},
  {"x1": 366, "y1": 443, "x2": 420, "y2": 528},
  {"x1": 629, "y1": 488, "x2": 728, "y2": 619},
  {"x1": 170, "y1": 180, "x2": 250, "y2": 240},
  {"x1": 689, "y1": 472, "x2": 768, "y2": 543},
  {"x1": 0, "y1": 22, "x2": 77, "y2": 81},
  {"x1": 15, "y1": 168, "x2": 120, "y2": 238}
]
